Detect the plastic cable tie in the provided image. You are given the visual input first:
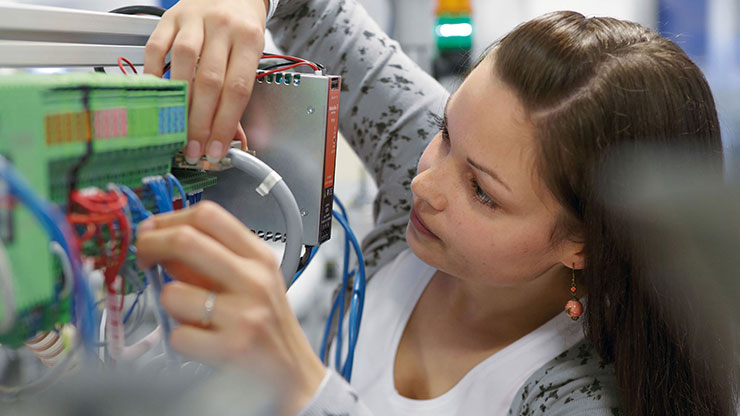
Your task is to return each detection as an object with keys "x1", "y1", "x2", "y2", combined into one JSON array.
[{"x1": 256, "y1": 171, "x2": 282, "y2": 196}]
